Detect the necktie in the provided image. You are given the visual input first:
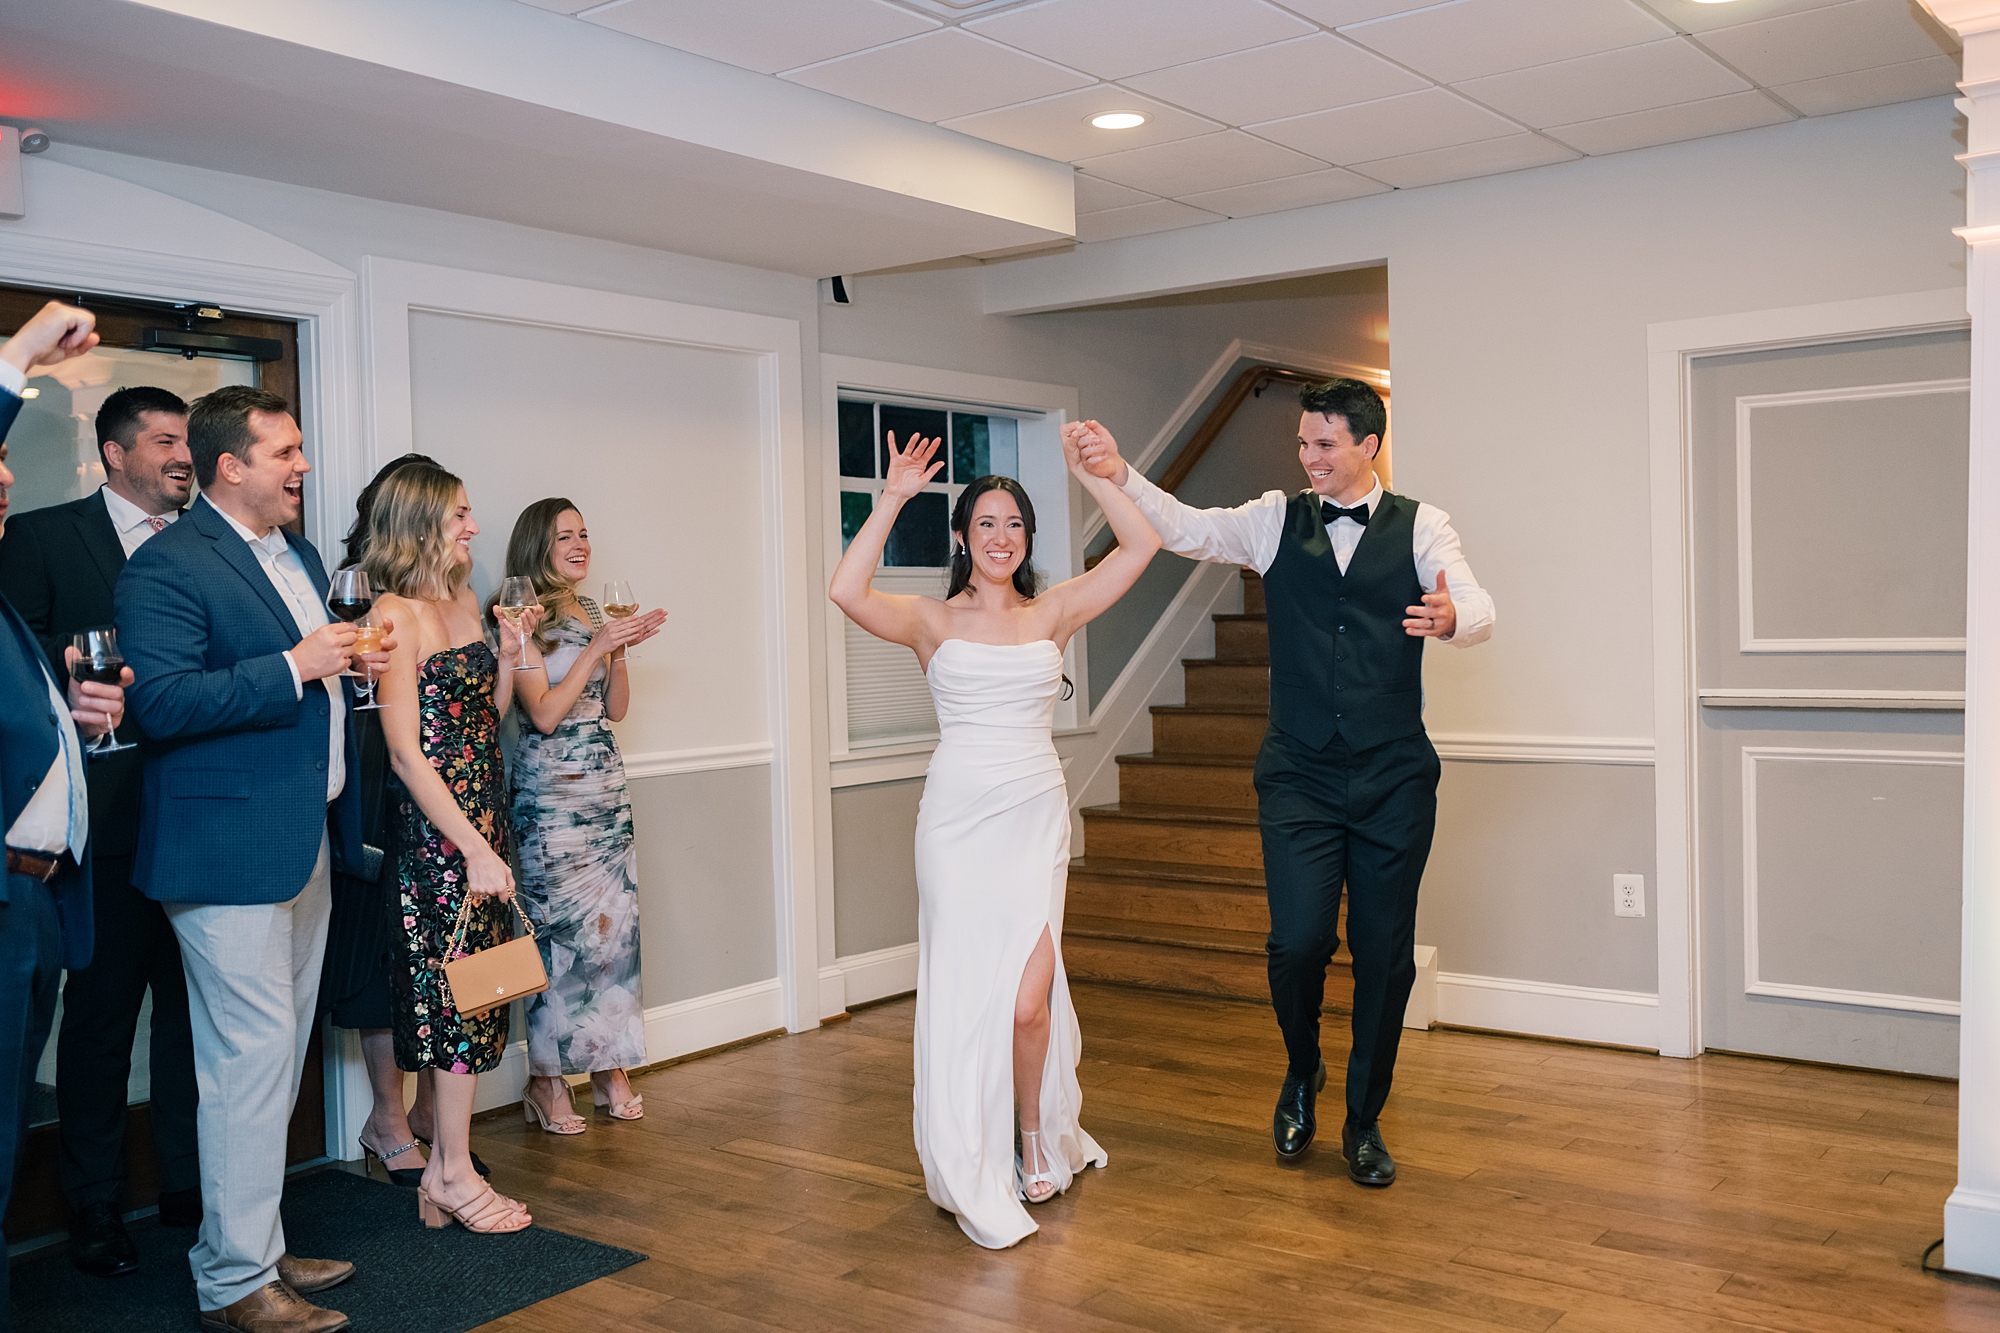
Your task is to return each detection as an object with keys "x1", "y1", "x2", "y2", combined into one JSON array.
[
  {"x1": 1321, "y1": 501, "x2": 1370, "y2": 526},
  {"x1": 144, "y1": 515, "x2": 167, "y2": 534}
]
